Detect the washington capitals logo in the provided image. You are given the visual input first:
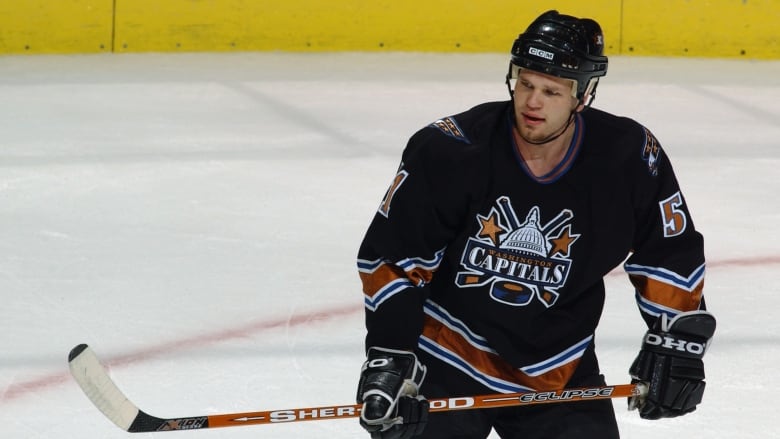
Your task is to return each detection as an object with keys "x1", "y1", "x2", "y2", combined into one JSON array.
[{"x1": 456, "y1": 196, "x2": 579, "y2": 308}]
